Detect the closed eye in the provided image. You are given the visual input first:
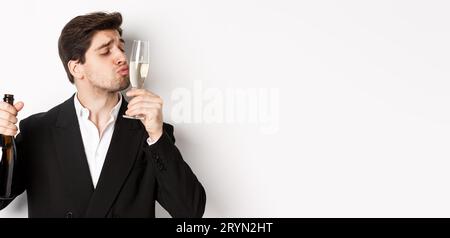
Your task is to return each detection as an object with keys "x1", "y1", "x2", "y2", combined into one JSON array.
[{"x1": 100, "y1": 50, "x2": 110, "y2": 55}]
